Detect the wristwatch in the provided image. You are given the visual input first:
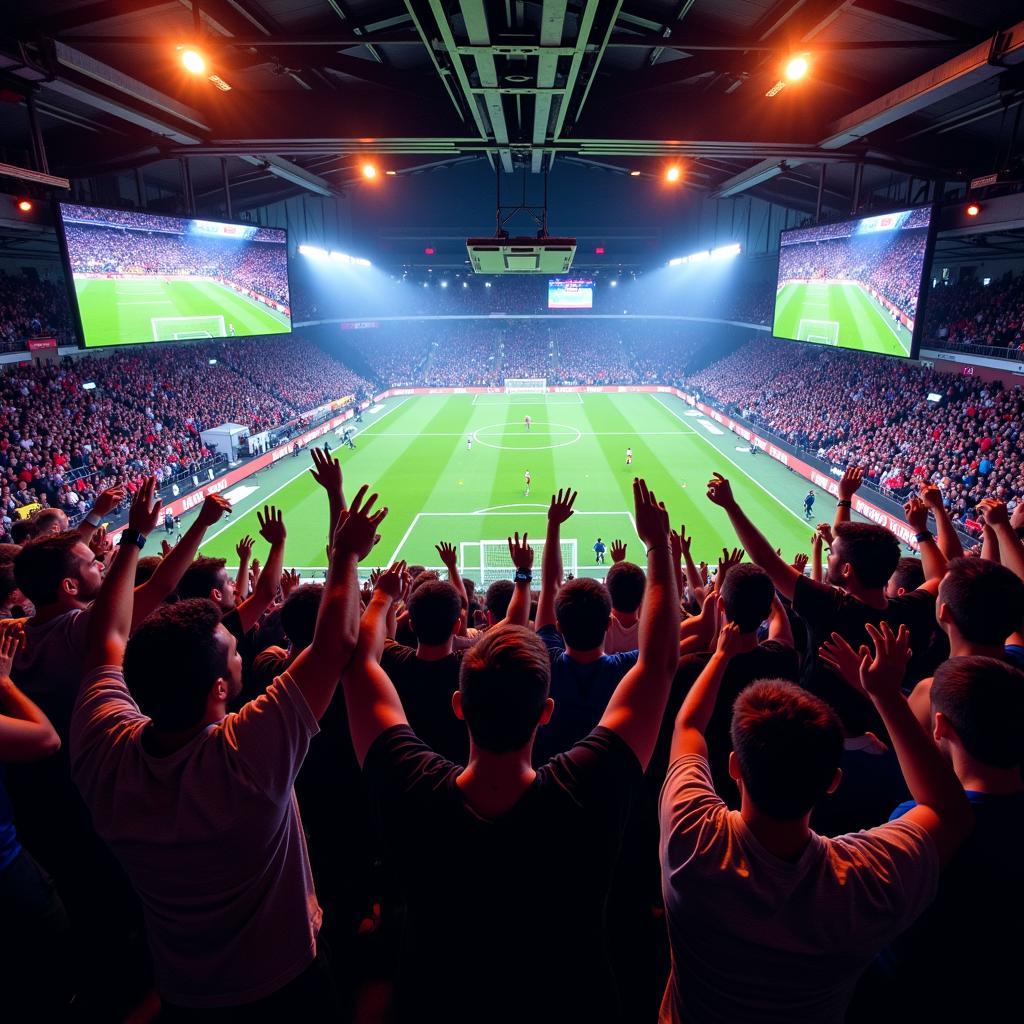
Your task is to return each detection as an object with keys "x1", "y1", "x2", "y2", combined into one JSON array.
[
  {"x1": 119, "y1": 529, "x2": 146, "y2": 549},
  {"x1": 85, "y1": 512, "x2": 103, "y2": 527},
  {"x1": 914, "y1": 531, "x2": 933, "y2": 544},
  {"x1": 514, "y1": 569, "x2": 533, "y2": 583},
  {"x1": 836, "y1": 499, "x2": 852, "y2": 508}
]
